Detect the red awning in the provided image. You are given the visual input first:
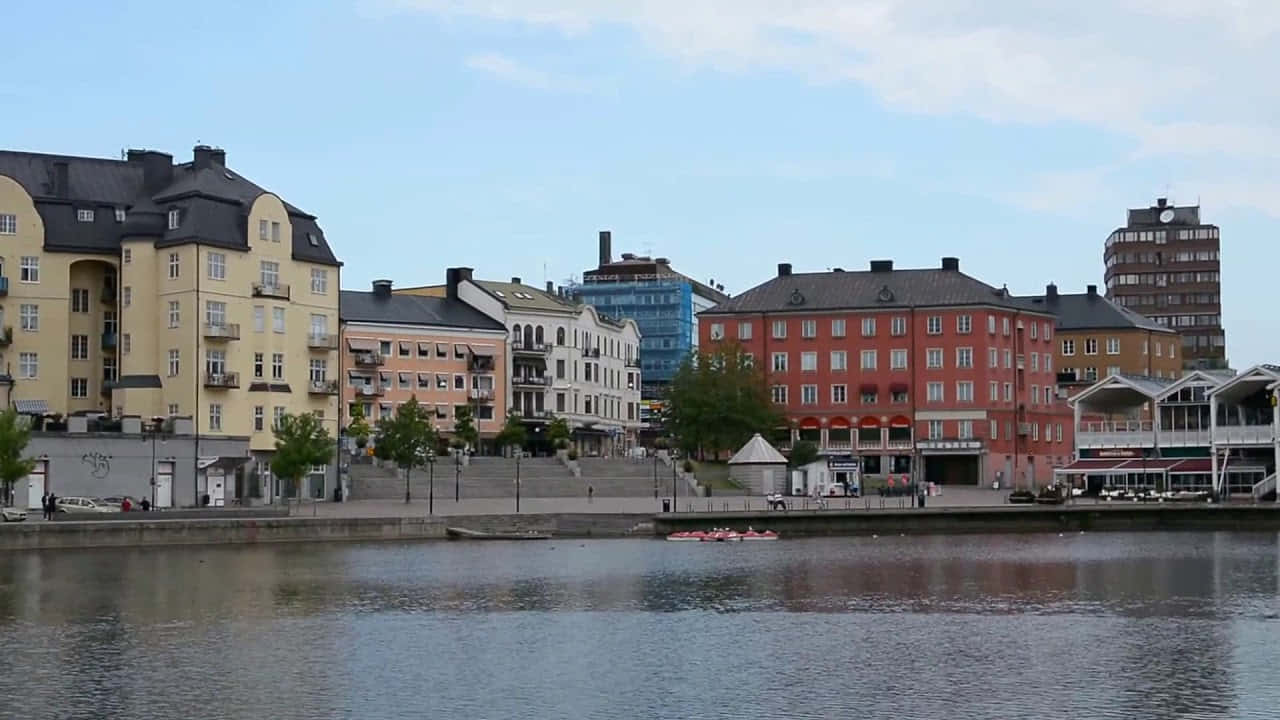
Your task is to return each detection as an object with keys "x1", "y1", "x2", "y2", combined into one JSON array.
[
  {"x1": 1057, "y1": 459, "x2": 1127, "y2": 473},
  {"x1": 798, "y1": 417, "x2": 821, "y2": 430},
  {"x1": 858, "y1": 416, "x2": 881, "y2": 428},
  {"x1": 829, "y1": 417, "x2": 851, "y2": 429},
  {"x1": 859, "y1": 383, "x2": 878, "y2": 394},
  {"x1": 889, "y1": 382, "x2": 909, "y2": 393},
  {"x1": 889, "y1": 415, "x2": 911, "y2": 428},
  {"x1": 1170, "y1": 458, "x2": 1213, "y2": 473}
]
